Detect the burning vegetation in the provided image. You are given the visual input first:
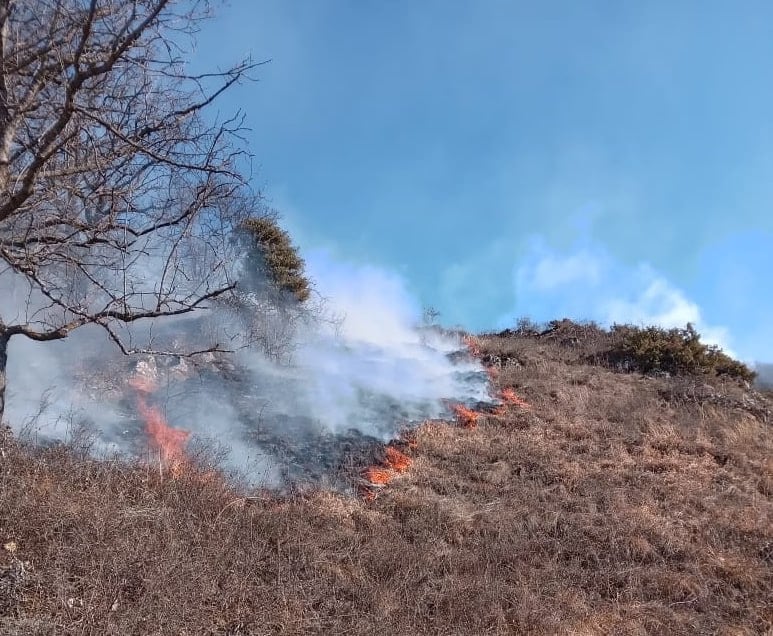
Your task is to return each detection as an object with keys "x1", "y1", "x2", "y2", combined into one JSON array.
[
  {"x1": 128, "y1": 372, "x2": 191, "y2": 476},
  {"x1": 360, "y1": 443, "x2": 415, "y2": 501},
  {"x1": 2, "y1": 2, "x2": 768, "y2": 633},
  {"x1": 500, "y1": 387, "x2": 531, "y2": 409},
  {"x1": 134, "y1": 397, "x2": 190, "y2": 474},
  {"x1": 1, "y1": 320, "x2": 771, "y2": 633},
  {"x1": 452, "y1": 403, "x2": 482, "y2": 429},
  {"x1": 384, "y1": 446, "x2": 412, "y2": 472}
]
